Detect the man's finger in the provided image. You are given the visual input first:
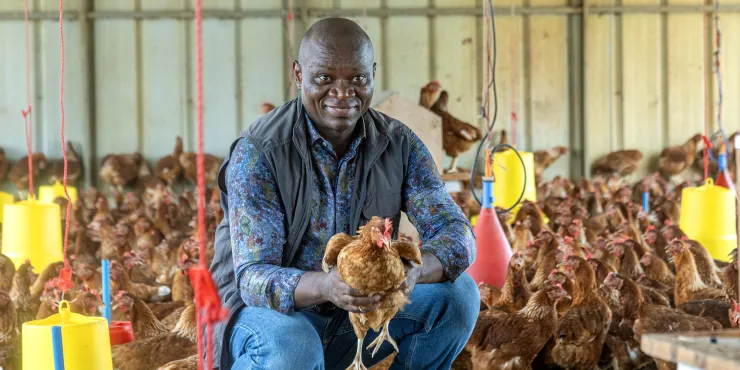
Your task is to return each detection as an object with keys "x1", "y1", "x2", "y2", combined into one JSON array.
[
  {"x1": 344, "y1": 303, "x2": 381, "y2": 314},
  {"x1": 345, "y1": 286, "x2": 369, "y2": 297},
  {"x1": 345, "y1": 295, "x2": 380, "y2": 307}
]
